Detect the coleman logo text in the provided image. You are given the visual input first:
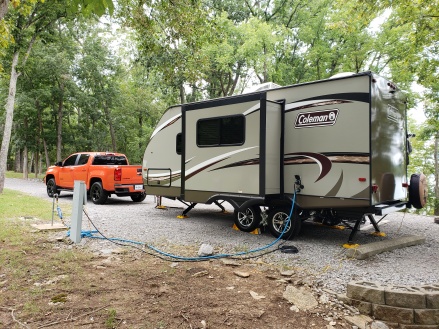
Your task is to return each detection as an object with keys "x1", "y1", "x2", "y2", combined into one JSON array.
[{"x1": 295, "y1": 109, "x2": 339, "y2": 128}]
